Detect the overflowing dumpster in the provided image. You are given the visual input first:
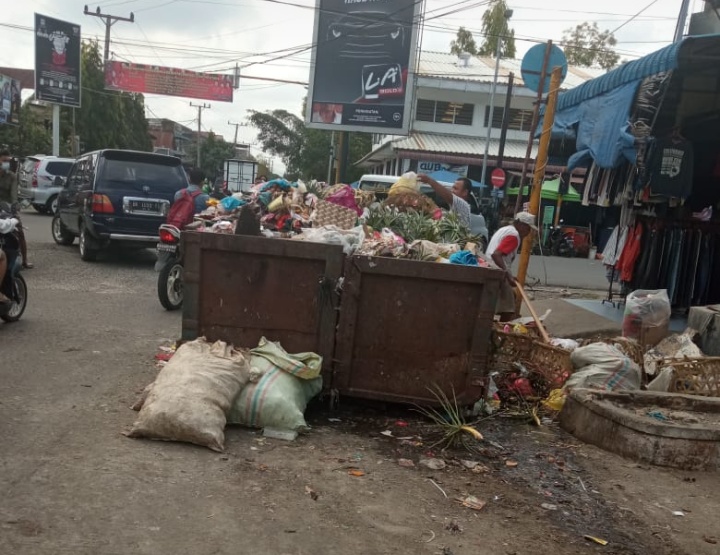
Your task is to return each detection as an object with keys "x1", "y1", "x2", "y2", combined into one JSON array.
[{"x1": 182, "y1": 232, "x2": 503, "y2": 405}]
